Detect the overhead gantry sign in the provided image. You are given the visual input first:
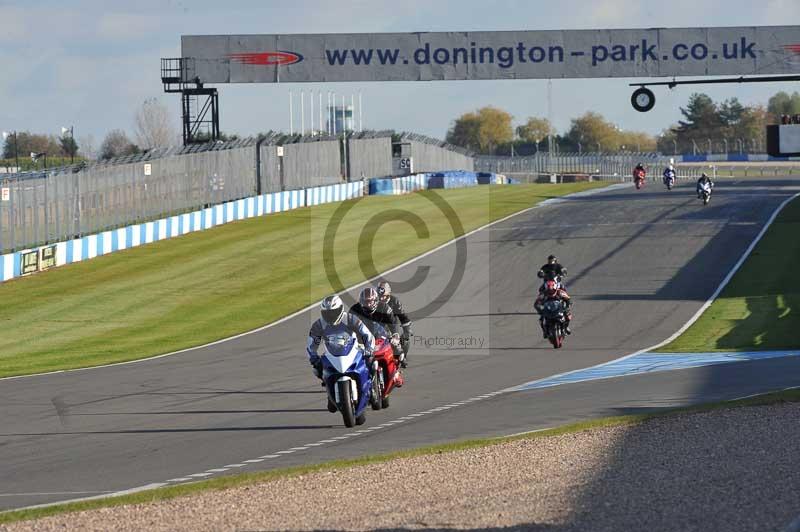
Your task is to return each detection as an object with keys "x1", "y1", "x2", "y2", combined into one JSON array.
[{"x1": 164, "y1": 26, "x2": 800, "y2": 142}]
